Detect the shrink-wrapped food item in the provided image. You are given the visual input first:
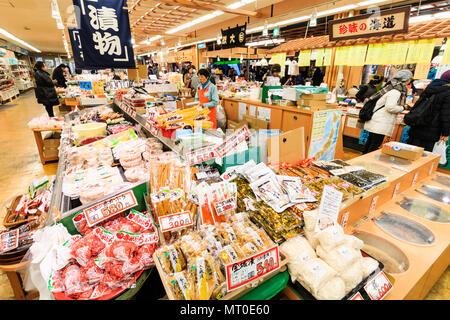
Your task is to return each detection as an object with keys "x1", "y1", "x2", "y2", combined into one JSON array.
[
  {"x1": 315, "y1": 277, "x2": 346, "y2": 300},
  {"x1": 298, "y1": 258, "x2": 337, "y2": 295},
  {"x1": 316, "y1": 245, "x2": 360, "y2": 273},
  {"x1": 361, "y1": 257, "x2": 379, "y2": 279},
  {"x1": 339, "y1": 260, "x2": 363, "y2": 294},
  {"x1": 167, "y1": 271, "x2": 191, "y2": 300},
  {"x1": 317, "y1": 225, "x2": 345, "y2": 252}
]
